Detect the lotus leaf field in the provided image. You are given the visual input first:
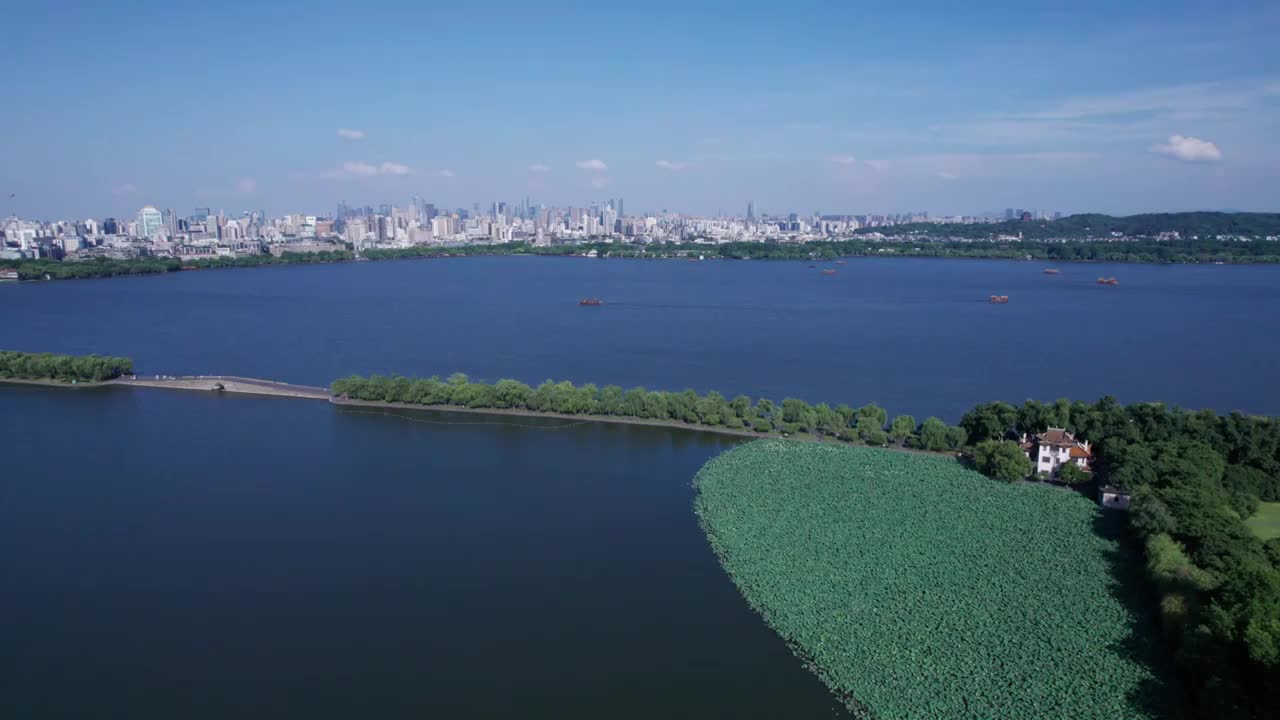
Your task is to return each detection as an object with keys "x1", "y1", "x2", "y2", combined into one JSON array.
[{"x1": 694, "y1": 440, "x2": 1172, "y2": 720}]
